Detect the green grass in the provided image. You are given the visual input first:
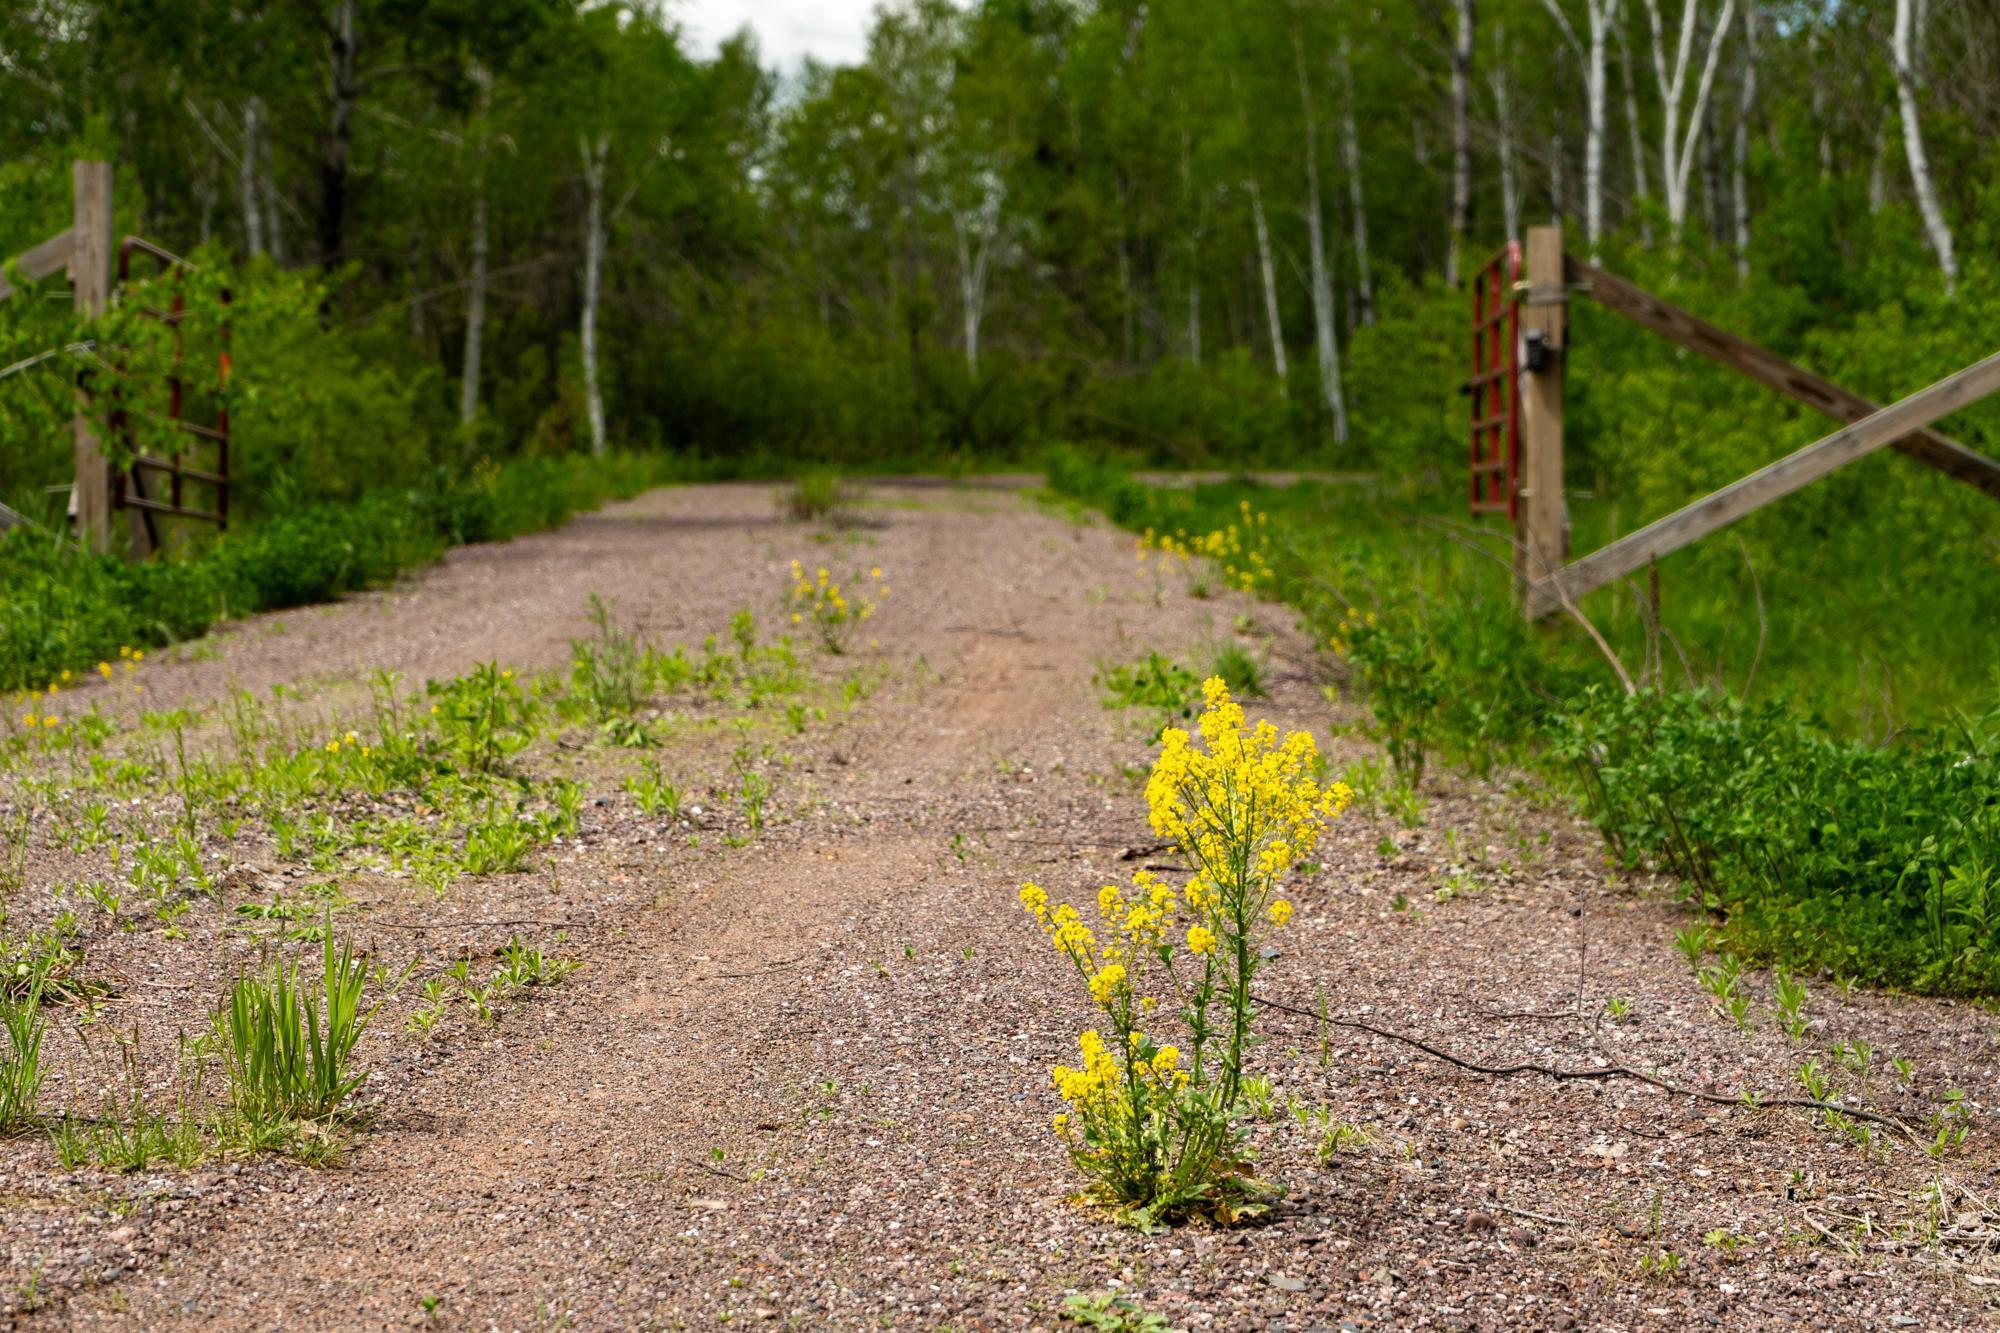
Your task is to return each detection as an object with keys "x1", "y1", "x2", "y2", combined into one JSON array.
[{"x1": 0, "y1": 452, "x2": 676, "y2": 694}]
